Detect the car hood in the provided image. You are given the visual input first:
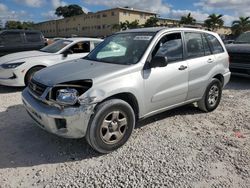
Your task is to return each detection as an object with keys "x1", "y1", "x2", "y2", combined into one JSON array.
[
  {"x1": 33, "y1": 59, "x2": 130, "y2": 86},
  {"x1": 0, "y1": 50, "x2": 52, "y2": 65},
  {"x1": 226, "y1": 43, "x2": 250, "y2": 53}
]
